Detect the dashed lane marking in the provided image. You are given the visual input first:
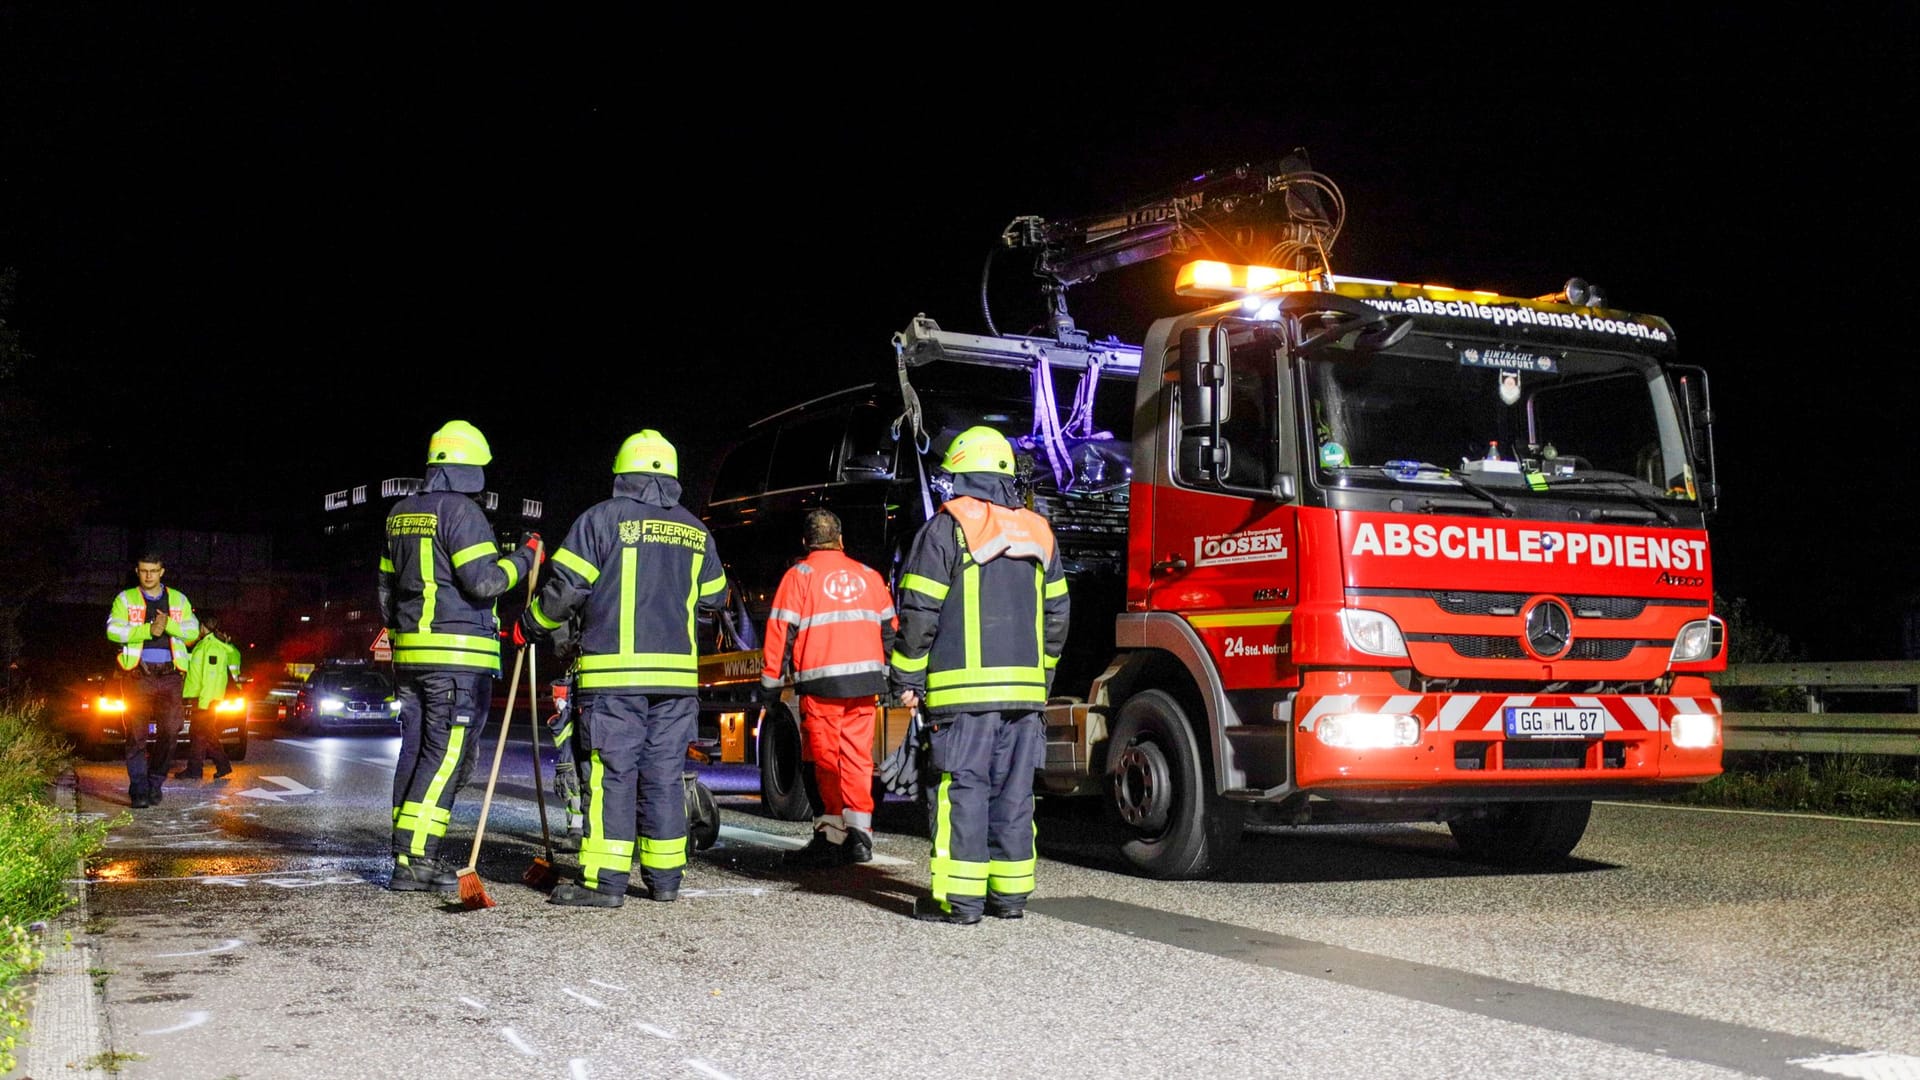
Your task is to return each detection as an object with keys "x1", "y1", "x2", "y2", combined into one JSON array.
[
  {"x1": 570, "y1": 1060, "x2": 590, "y2": 1080},
  {"x1": 587, "y1": 979, "x2": 628, "y2": 993},
  {"x1": 562, "y1": 988, "x2": 606, "y2": 1009},
  {"x1": 1789, "y1": 1051, "x2": 1920, "y2": 1079},
  {"x1": 459, "y1": 997, "x2": 486, "y2": 1011},
  {"x1": 501, "y1": 1028, "x2": 537, "y2": 1057},
  {"x1": 685, "y1": 1060, "x2": 735, "y2": 1080}
]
